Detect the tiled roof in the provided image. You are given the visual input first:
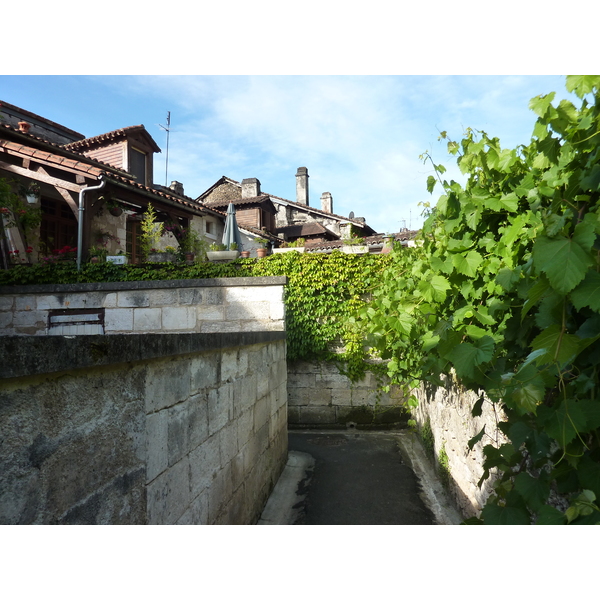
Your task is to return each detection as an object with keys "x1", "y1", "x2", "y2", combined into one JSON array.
[
  {"x1": 64, "y1": 125, "x2": 161, "y2": 153},
  {"x1": 0, "y1": 123, "x2": 222, "y2": 220},
  {"x1": 197, "y1": 176, "x2": 377, "y2": 234},
  {"x1": 276, "y1": 222, "x2": 335, "y2": 238},
  {"x1": 0, "y1": 124, "x2": 132, "y2": 178},
  {"x1": 203, "y1": 194, "x2": 273, "y2": 208},
  {"x1": 0, "y1": 100, "x2": 85, "y2": 140},
  {"x1": 304, "y1": 231, "x2": 419, "y2": 252}
]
